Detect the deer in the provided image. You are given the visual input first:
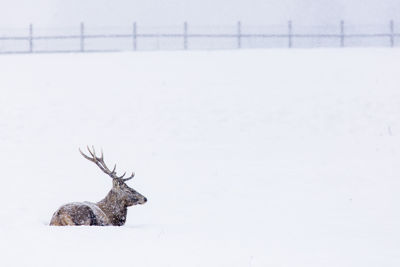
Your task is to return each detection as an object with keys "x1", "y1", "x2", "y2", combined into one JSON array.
[{"x1": 50, "y1": 147, "x2": 147, "y2": 226}]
